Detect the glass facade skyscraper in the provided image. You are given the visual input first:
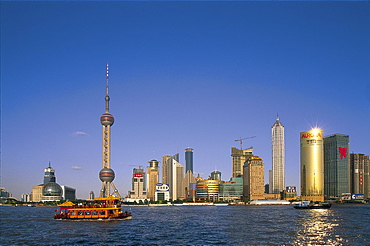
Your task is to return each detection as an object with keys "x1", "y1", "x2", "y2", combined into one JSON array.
[
  {"x1": 185, "y1": 148, "x2": 194, "y2": 173},
  {"x1": 323, "y1": 134, "x2": 350, "y2": 198}
]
